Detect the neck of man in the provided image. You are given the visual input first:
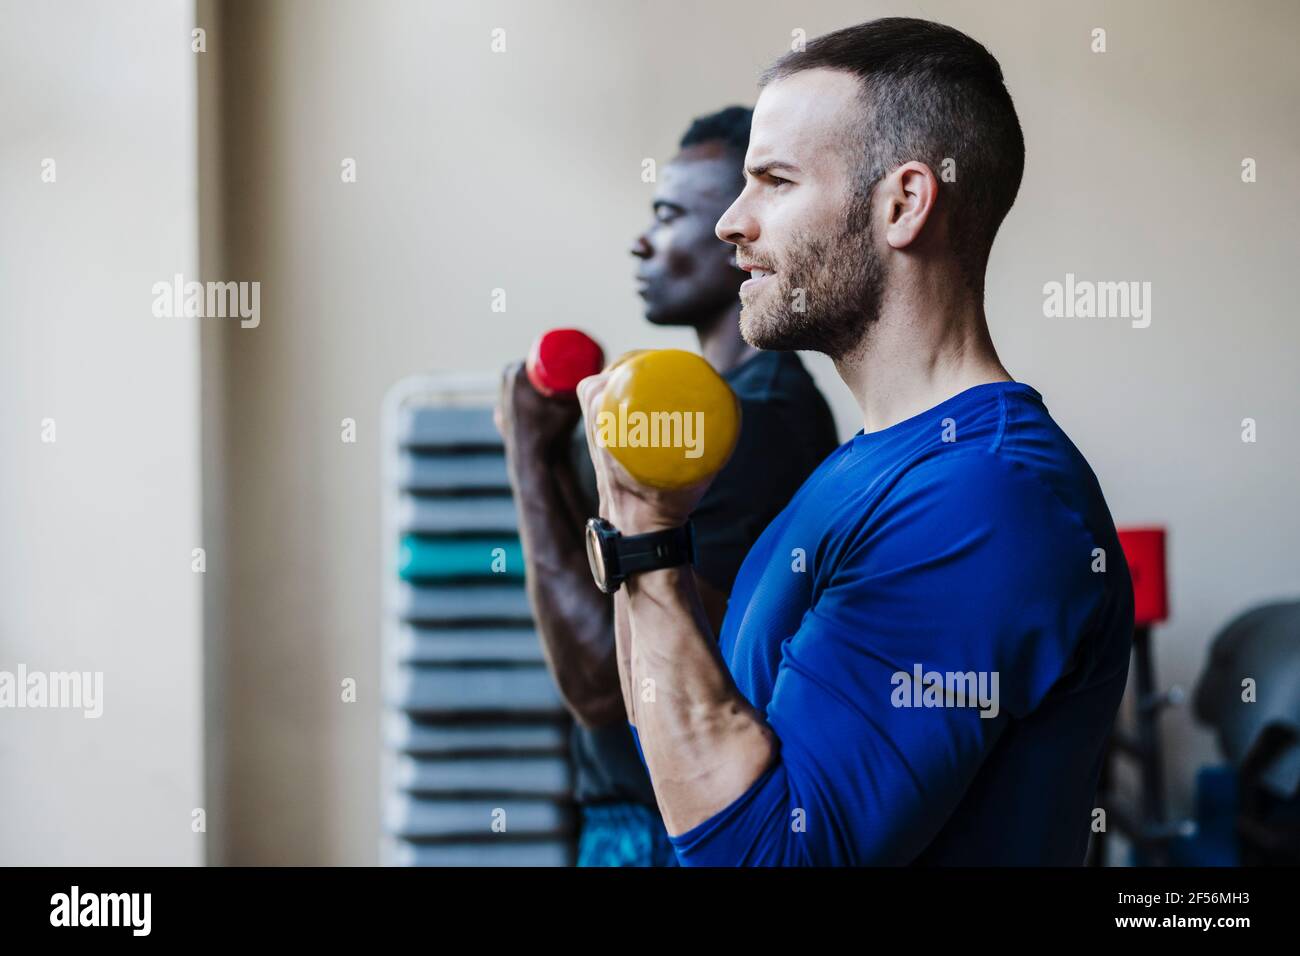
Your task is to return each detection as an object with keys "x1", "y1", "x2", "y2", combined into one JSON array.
[
  {"x1": 693, "y1": 298, "x2": 757, "y2": 376},
  {"x1": 834, "y1": 264, "x2": 1012, "y2": 435}
]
